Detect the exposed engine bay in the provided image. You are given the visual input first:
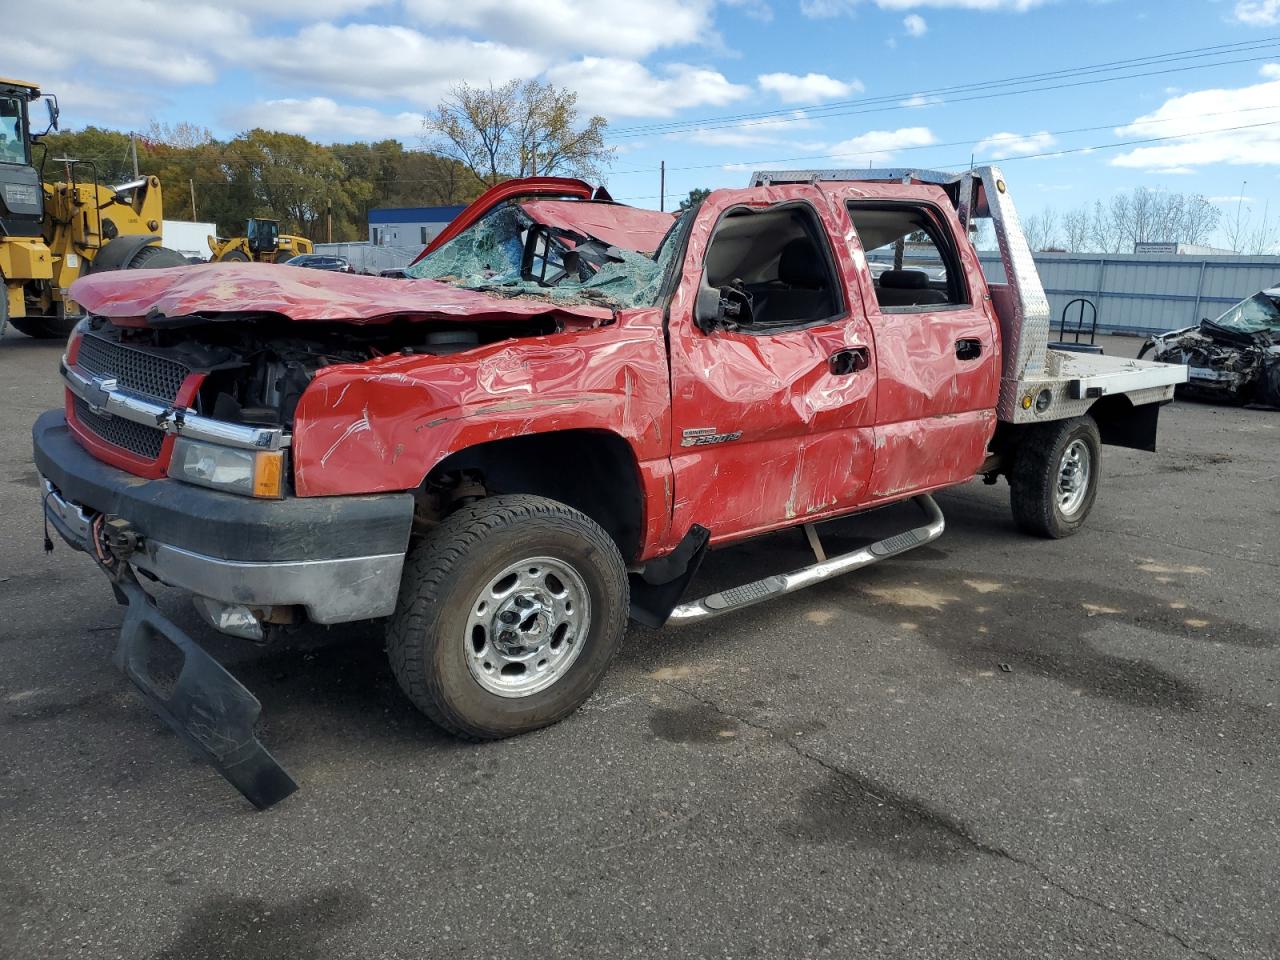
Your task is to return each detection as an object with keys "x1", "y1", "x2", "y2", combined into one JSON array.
[
  {"x1": 81, "y1": 313, "x2": 560, "y2": 429},
  {"x1": 1140, "y1": 287, "x2": 1280, "y2": 406}
]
